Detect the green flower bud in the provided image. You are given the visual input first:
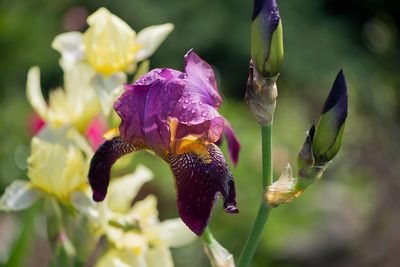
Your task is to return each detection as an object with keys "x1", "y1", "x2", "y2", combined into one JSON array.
[
  {"x1": 251, "y1": 0, "x2": 284, "y2": 77},
  {"x1": 313, "y1": 70, "x2": 348, "y2": 163}
]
